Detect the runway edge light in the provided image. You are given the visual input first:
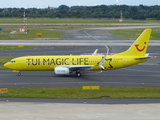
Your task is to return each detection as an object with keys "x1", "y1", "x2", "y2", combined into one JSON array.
[{"x1": 0, "y1": 88, "x2": 8, "y2": 93}]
